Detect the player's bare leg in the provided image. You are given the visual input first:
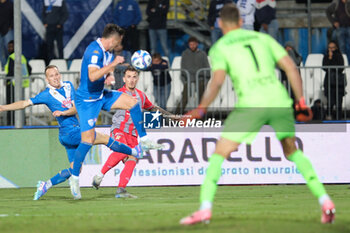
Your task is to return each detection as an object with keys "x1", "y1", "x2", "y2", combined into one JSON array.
[
  {"x1": 180, "y1": 138, "x2": 240, "y2": 225},
  {"x1": 281, "y1": 137, "x2": 335, "y2": 223},
  {"x1": 94, "y1": 132, "x2": 142, "y2": 158}
]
